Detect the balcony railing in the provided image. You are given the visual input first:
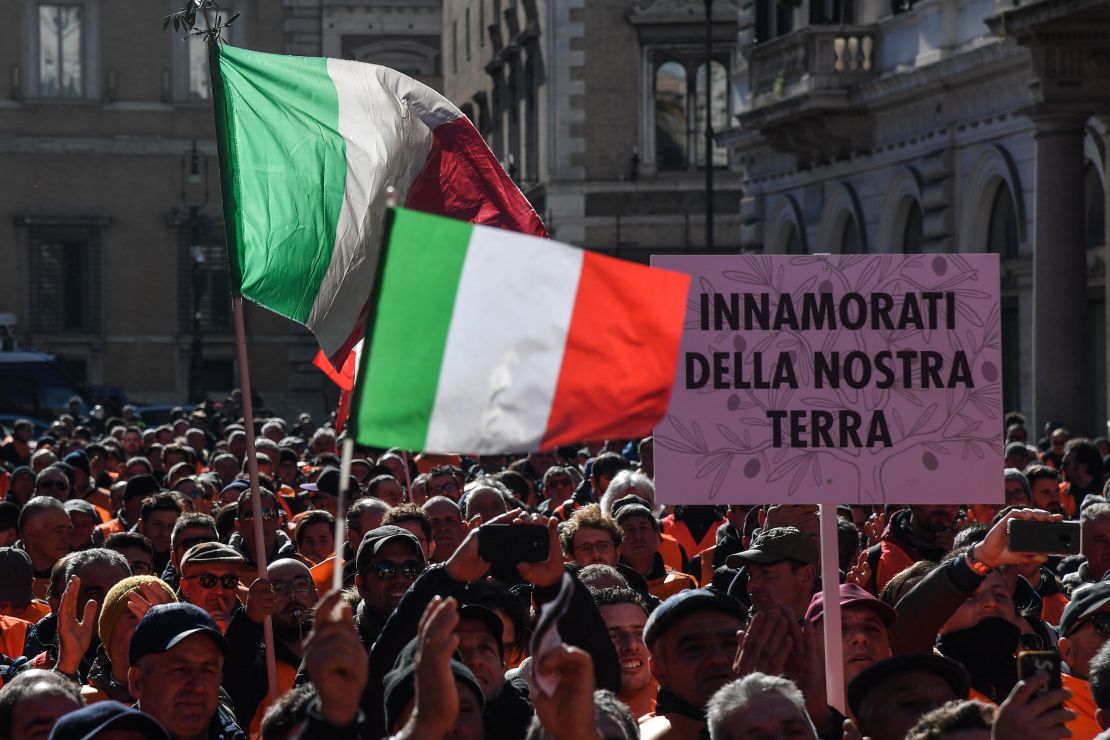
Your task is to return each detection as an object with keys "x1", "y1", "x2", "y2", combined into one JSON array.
[{"x1": 746, "y1": 25, "x2": 879, "y2": 102}]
